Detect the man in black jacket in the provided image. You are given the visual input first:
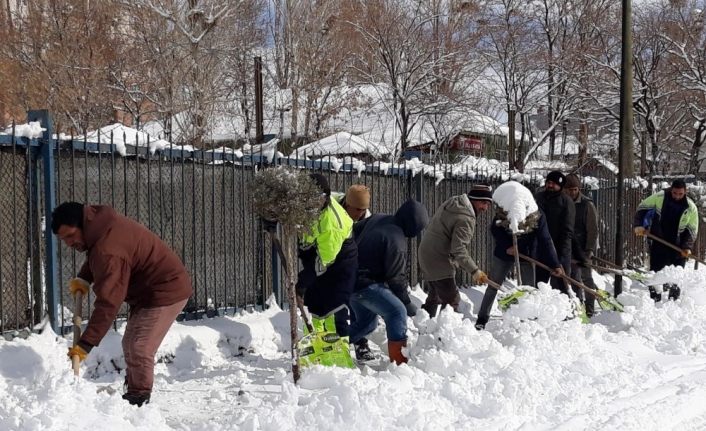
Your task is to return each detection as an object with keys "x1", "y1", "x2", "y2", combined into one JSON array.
[
  {"x1": 535, "y1": 171, "x2": 574, "y2": 294},
  {"x1": 564, "y1": 174, "x2": 599, "y2": 316},
  {"x1": 349, "y1": 200, "x2": 429, "y2": 364}
]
